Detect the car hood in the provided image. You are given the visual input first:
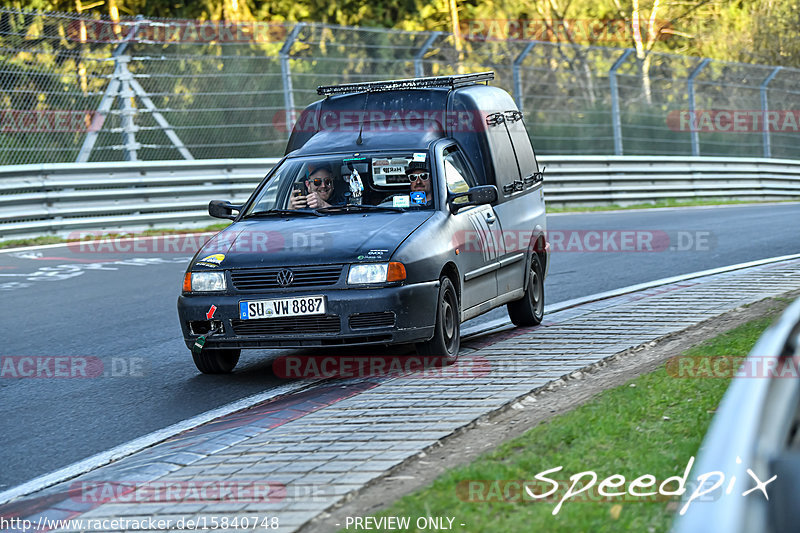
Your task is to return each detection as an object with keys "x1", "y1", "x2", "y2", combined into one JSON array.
[{"x1": 193, "y1": 211, "x2": 434, "y2": 269}]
